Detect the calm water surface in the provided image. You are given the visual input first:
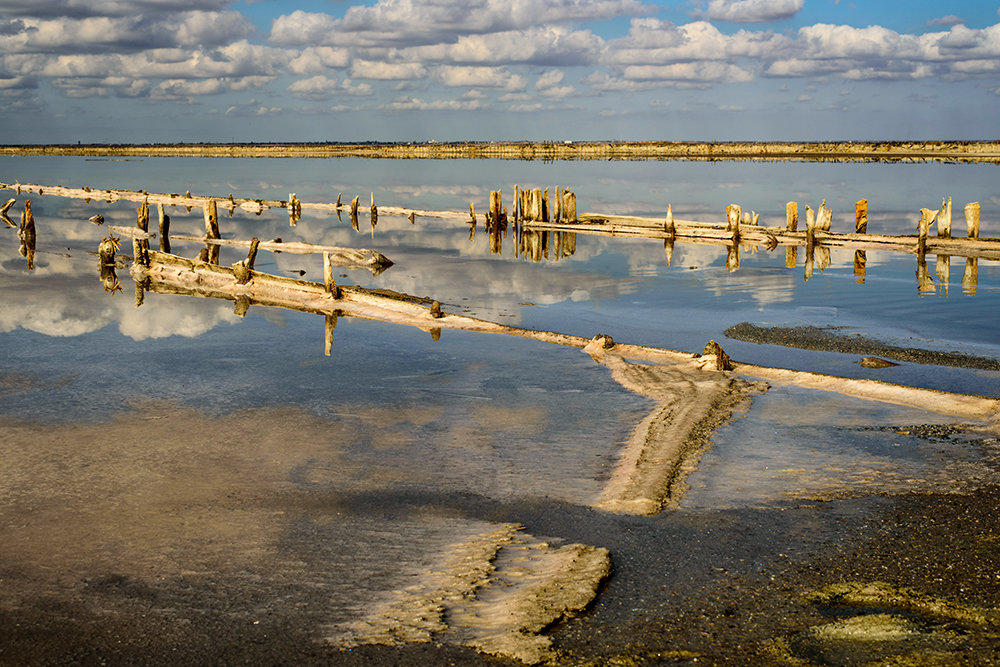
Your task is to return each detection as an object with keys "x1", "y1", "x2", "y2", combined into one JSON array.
[{"x1": 2, "y1": 155, "x2": 998, "y2": 659}]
